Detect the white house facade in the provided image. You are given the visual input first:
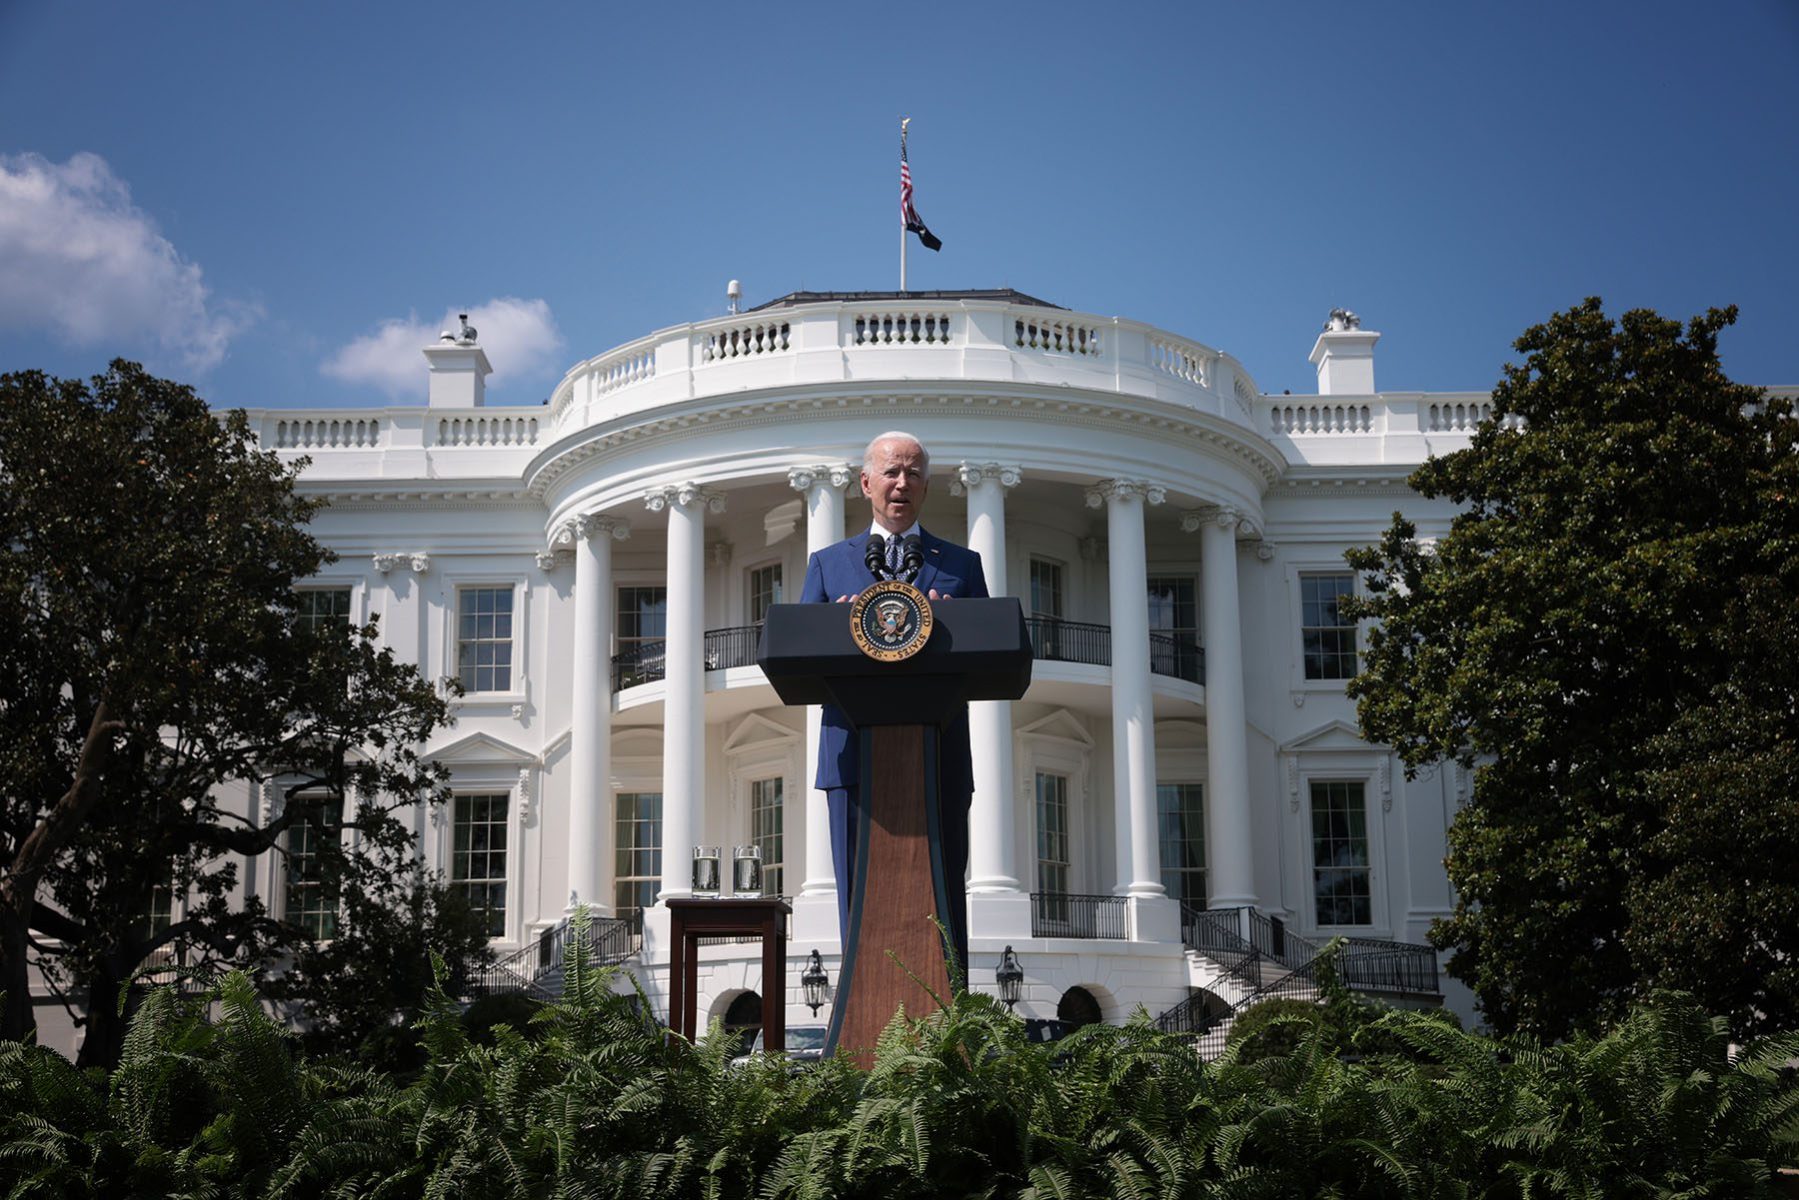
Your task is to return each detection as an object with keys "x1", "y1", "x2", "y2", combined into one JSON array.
[{"x1": 201, "y1": 291, "x2": 1511, "y2": 1043}]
